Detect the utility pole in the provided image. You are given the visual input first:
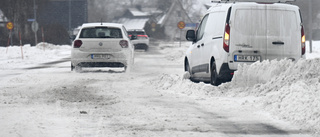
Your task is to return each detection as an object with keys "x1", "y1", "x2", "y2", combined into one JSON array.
[
  {"x1": 69, "y1": 0, "x2": 71, "y2": 34},
  {"x1": 308, "y1": 0, "x2": 313, "y2": 53},
  {"x1": 33, "y1": 0, "x2": 38, "y2": 46}
]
